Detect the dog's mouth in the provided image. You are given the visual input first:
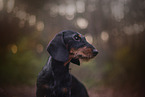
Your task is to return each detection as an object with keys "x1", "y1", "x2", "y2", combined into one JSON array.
[
  {"x1": 69, "y1": 47, "x2": 95, "y2": 61},
  {"x1": 75, "y1": 54, "x2": 94, "y2": 61}
]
